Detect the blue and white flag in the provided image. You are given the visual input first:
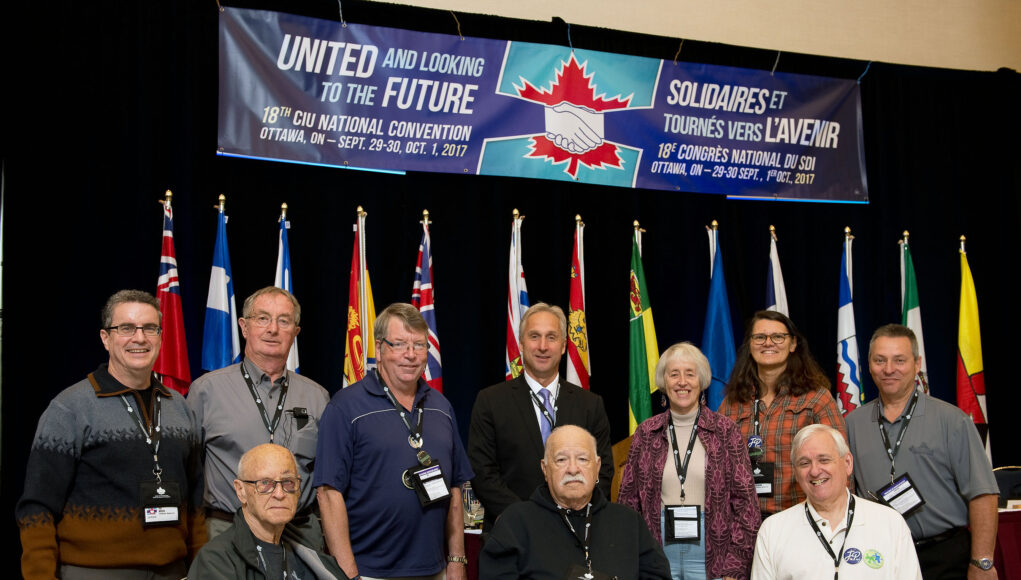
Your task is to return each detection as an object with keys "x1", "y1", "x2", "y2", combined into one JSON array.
[
  {"x1": 836, "y1": 232, "x2": 862, "y2": 415},
  {"x1": 202, "y1": 199, "x2": 241, "y2": 370},
  {"x1": 765, "y1": 229, "x2": 789, "y2": 316},
  {"x1": 702, "y1": 224, "x2": 736, "y2": 411},
  {"x1": 275, "y1": 208, "x2": 300, "y2": 373}
]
